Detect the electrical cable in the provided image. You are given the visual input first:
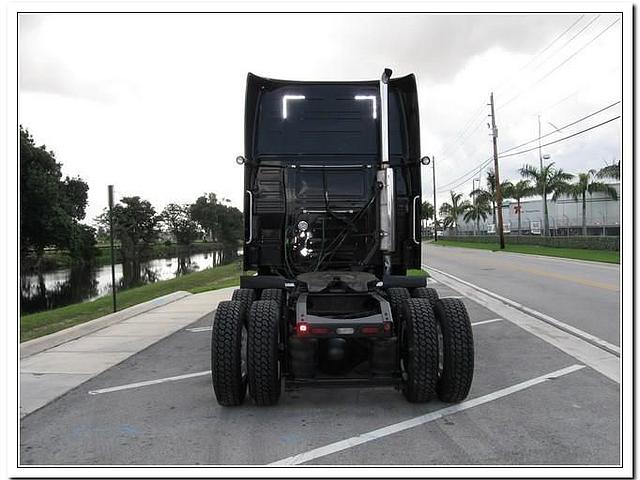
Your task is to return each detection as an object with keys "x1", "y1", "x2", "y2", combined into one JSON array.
[
  {"x1": 437, "y1": 100, "x2": 621, "y2": 192},
  {"x1": 499, "y1": 17, "x2": 620, "y2": 111},
  {"x1": 499, "y1": 100, "x2": 620, "y2": 155},
  {"x1": 497, "y1": 115, "x2": 620, "y2": 158}
]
